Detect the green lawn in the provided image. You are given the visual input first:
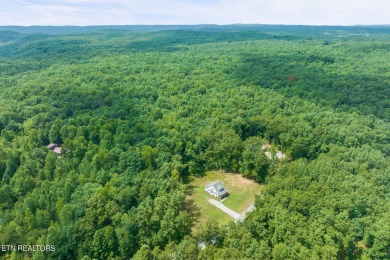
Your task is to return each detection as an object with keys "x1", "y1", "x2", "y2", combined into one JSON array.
[{"x1": 188, "y1": 171, "x2": 263, "y2": 234}]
